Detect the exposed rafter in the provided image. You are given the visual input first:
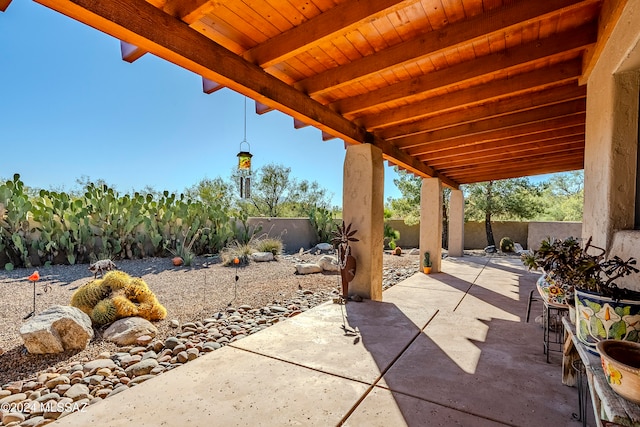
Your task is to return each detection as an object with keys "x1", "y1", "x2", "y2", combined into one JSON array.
[{"x1": 29, "y1": 0, "x2": 604, "y2": 186}]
